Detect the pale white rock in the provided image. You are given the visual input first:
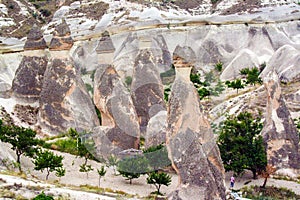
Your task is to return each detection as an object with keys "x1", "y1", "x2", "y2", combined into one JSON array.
[{"x1": 221, "y1": 49, "x2": 260, "y2": 80}]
